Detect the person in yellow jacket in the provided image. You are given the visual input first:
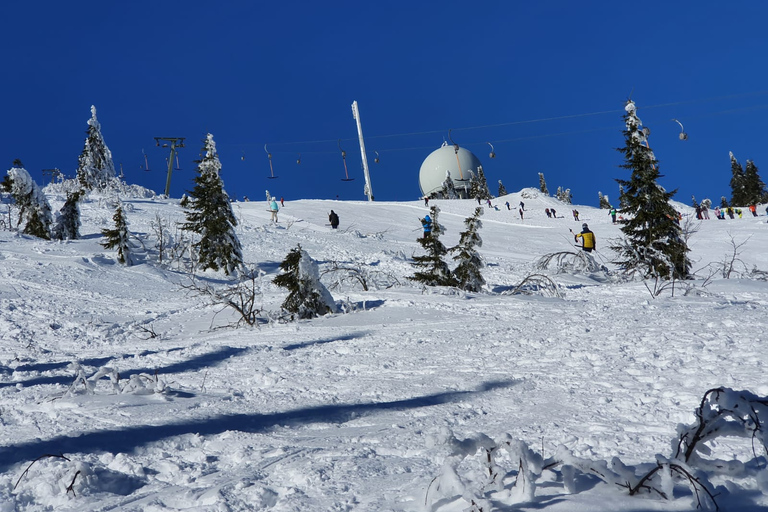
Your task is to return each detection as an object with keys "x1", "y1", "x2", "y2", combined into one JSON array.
[{"x1": 574, "y1": 223, "x2": 596, "y2": 252}]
